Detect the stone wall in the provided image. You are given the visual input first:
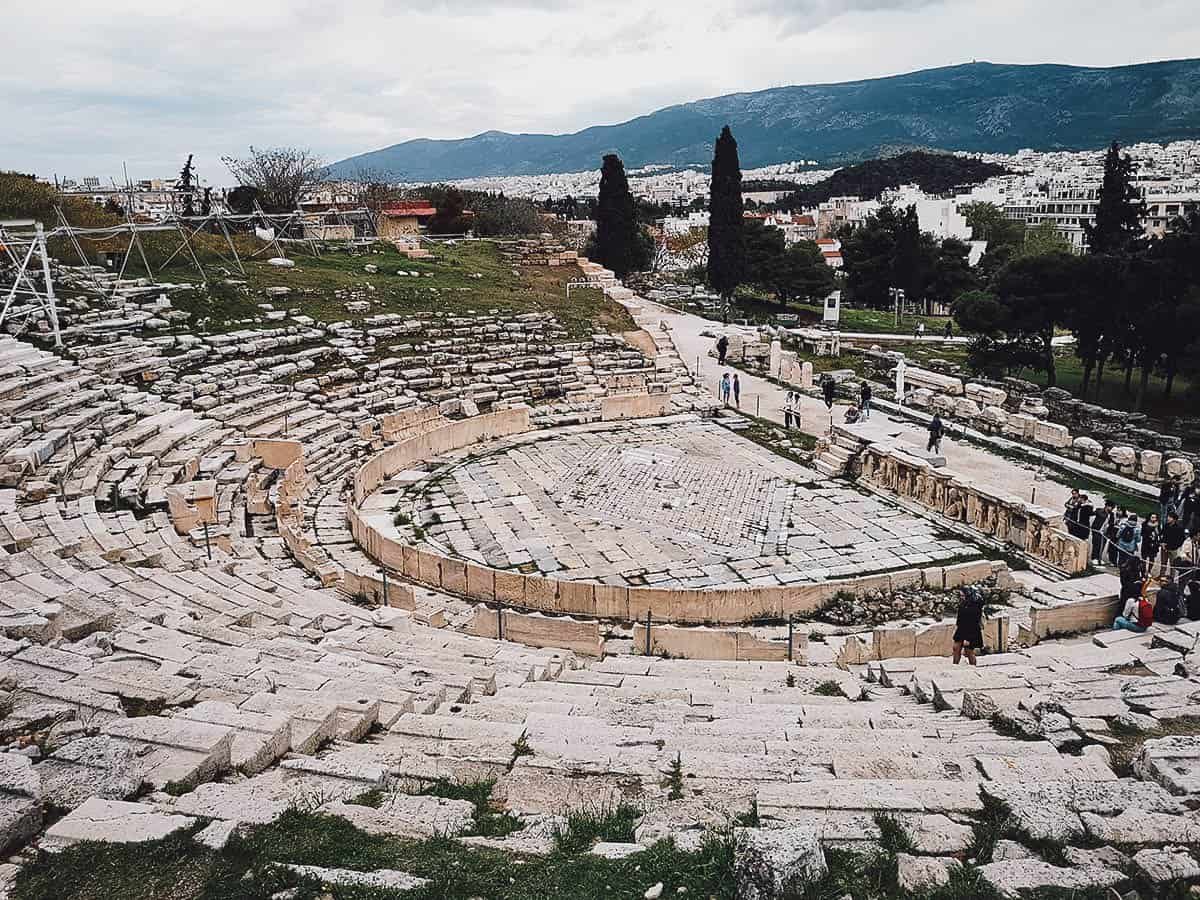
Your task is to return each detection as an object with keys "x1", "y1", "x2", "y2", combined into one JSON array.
[
  {"x1": 632, "y1": 622, "x2": 806, "y2": 662},
  {"x1": 837, "y1": 614, "x2": 1009, "y2": 666},
  {"x1": 852, "y1": 432, "x2": 1090, "y2": 574},
  {"x1": 470, "y1": 607, "x2": 603, "y2": 657}
]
